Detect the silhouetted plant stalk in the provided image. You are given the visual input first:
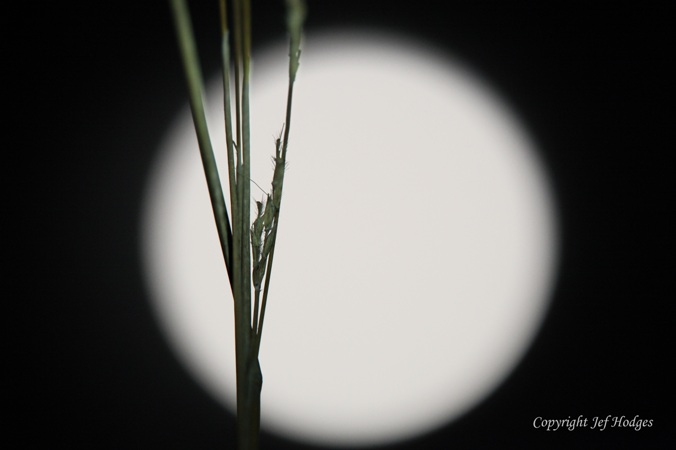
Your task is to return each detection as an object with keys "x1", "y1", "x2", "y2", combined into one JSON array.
[{"x1": 169, "y1": 0, "x2": 306, "y2": 448}]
